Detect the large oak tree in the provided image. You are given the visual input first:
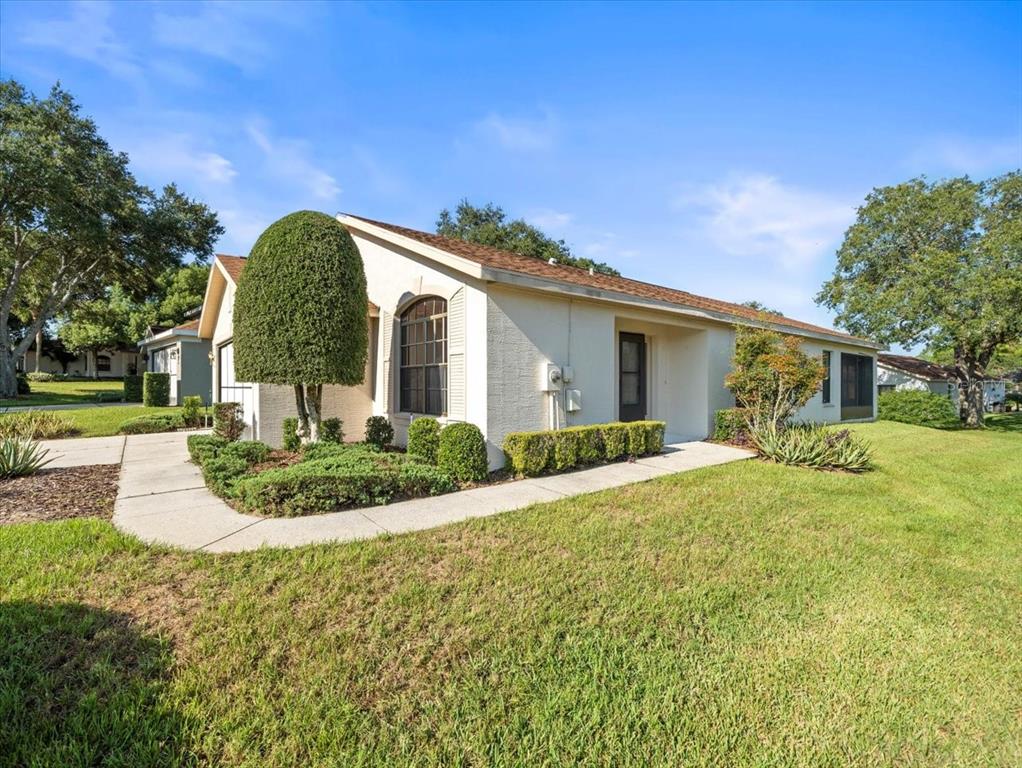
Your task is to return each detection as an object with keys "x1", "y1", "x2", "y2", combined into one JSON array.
[
  {"x1": 817, "y1": 172, "x2": 1022, "y2": 427},
  {"x1": 0, "y1": 80, "x2": 221, "y2": 397}
]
